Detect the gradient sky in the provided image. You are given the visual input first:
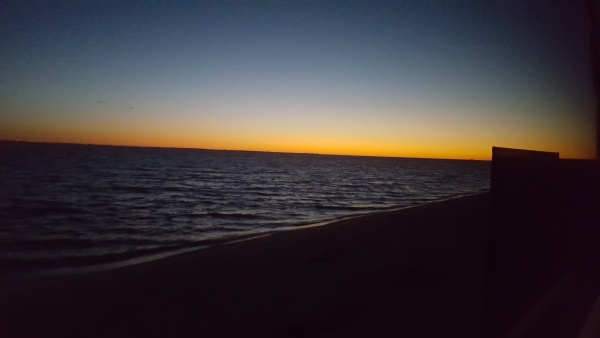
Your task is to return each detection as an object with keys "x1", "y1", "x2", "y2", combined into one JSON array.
[{"x1": 0, "y1": 0, "x2": 596, "y2": 159}]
